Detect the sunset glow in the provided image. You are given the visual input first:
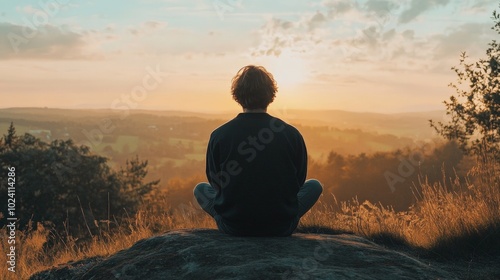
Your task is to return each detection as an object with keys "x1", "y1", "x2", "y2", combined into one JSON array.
[
  {"x1": 0, "y1": 0, "x2": 497, "y2": 112},
  {"x1": 267, "y1": 50, "x2": 310, "y2": 88}
]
